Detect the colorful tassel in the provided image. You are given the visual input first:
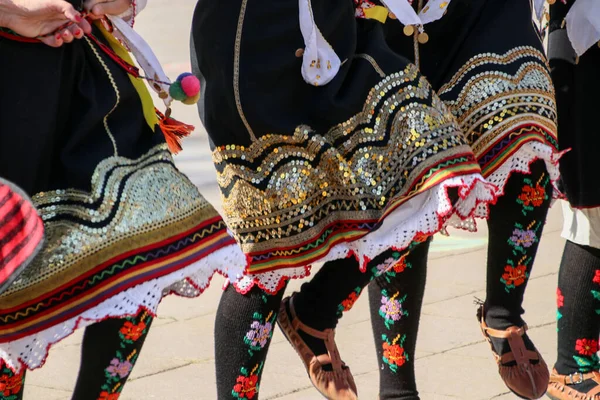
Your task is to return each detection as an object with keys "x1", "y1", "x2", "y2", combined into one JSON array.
[
  {"x1": 156, "y1": 109, "x2": 195, "y2": 154},
  {"x1": 169, "y1": 73, "x2": 201, "y2": 105}
]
